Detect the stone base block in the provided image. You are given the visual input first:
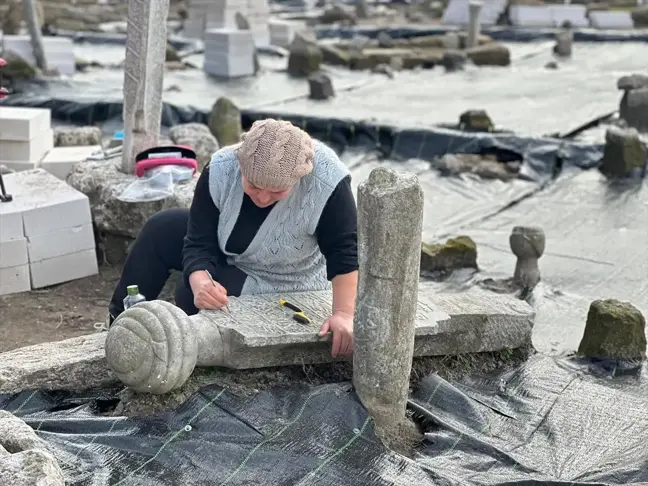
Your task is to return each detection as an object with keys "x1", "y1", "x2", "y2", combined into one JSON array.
[
  {"x1": 0, "y1": 107, "x2": 51, "y2": 142},
  {"x1": 0, "y1": 265, "x2": 30, "y2": 296},
  {"x1": 0, "y1": 334, "x2": 113, "y2": 396},
  {"x1": 30, "y1": 248, "x2": 99, "y2": 289},
  {"x1": 67, "y1": 158, "x2": 197, "y2": 239},
  {"x1": 40, "y1": 145, "x2": 102, "y2": 180}
]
